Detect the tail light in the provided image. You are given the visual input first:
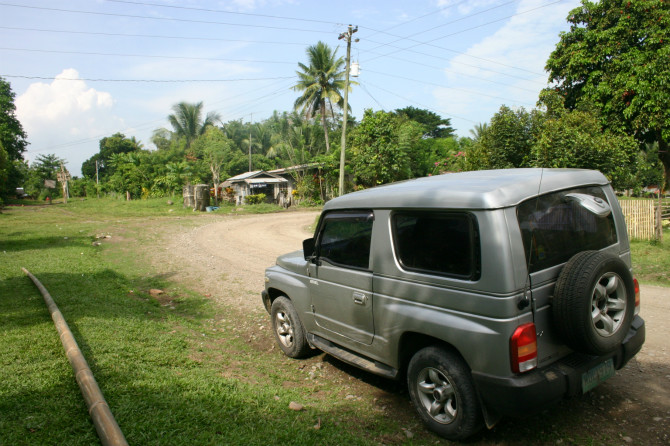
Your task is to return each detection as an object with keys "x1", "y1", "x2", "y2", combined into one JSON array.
[
  {"x1": 634, "y1": 278, "x2": 640, "y2": 315},
  {"x1": 510, "y1": 323, "x2": 537, "y2": 373}
]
